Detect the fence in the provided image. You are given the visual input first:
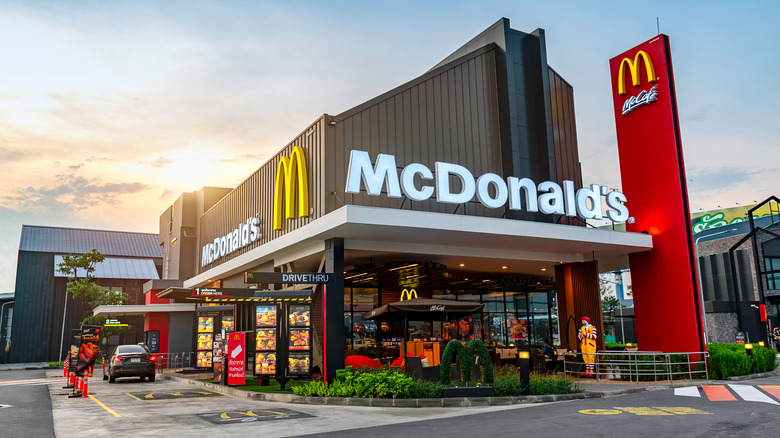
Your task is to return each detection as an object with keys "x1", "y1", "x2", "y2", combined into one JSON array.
[
  {"x1": 150, "y1": 352, "x2": 198, "y2": 375},
  {"x1": 562, "y1": 350, "x2": 709, "y2": 384}
]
